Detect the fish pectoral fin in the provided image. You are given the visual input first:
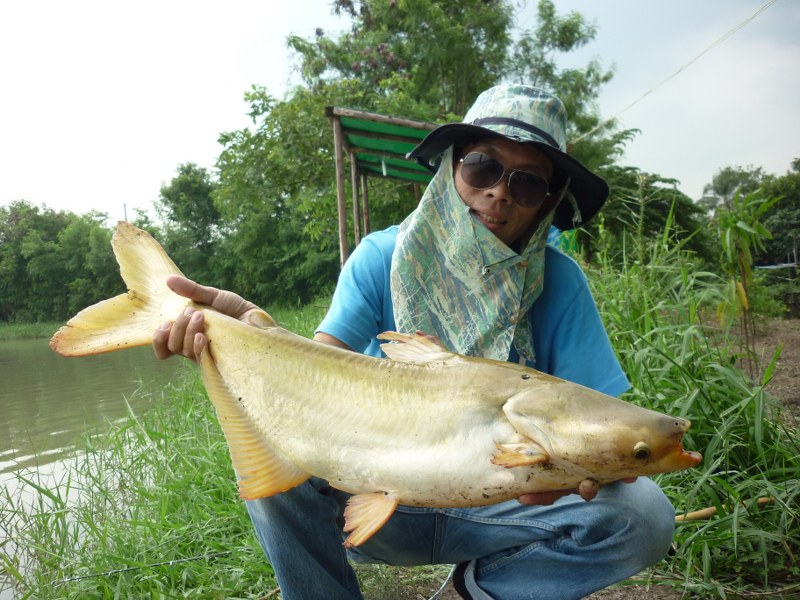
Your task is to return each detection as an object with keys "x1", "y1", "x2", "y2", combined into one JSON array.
[
  {"x1": 491, "y1": 441, "x2": 550, "y2": 468},
  {"x1": 342, "y1": 492, "x2": 399, "y2": 548},
  {"x1": 199, "y1": 348, "x2": 309, "y2": 500},
  {"x1": 377, "y1": 331, "x2": 457, "y2": 364}
]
